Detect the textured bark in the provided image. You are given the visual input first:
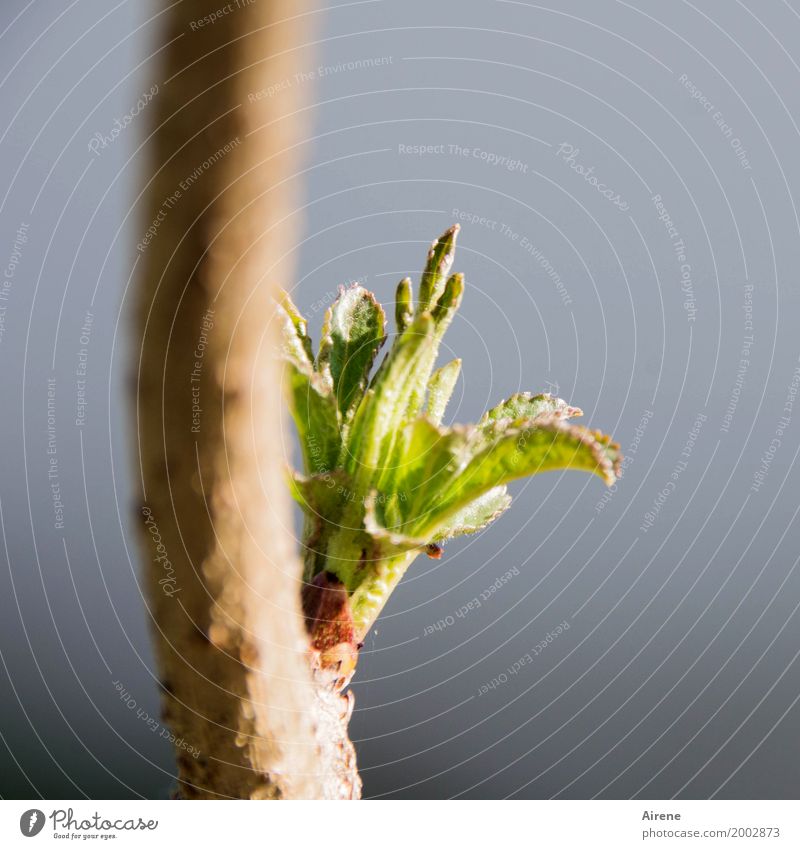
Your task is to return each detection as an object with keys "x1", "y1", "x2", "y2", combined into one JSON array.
[{"x1": 134, "y1": 0, "x2": 360, "y2": 799}]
